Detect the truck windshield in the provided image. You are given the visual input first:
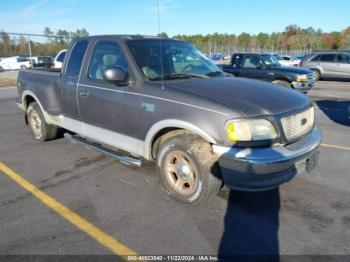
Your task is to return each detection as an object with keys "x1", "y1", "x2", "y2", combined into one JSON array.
[
  {"x1": 127, "y1": 39, "x2": 223, "y2": 80},
  {"x1": 261, "y1": 54, "x2": 281, "y2": 66}
]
